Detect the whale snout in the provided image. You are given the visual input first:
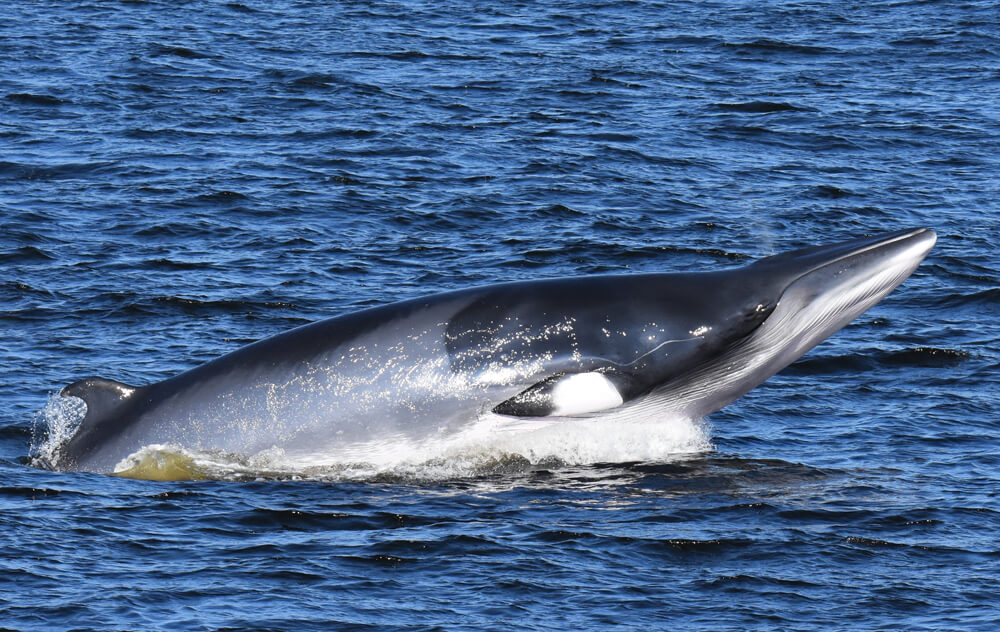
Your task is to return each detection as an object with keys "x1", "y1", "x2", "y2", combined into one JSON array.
[{"x1": 756, "y1": 227, "x2": 936, "y2": 287}]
